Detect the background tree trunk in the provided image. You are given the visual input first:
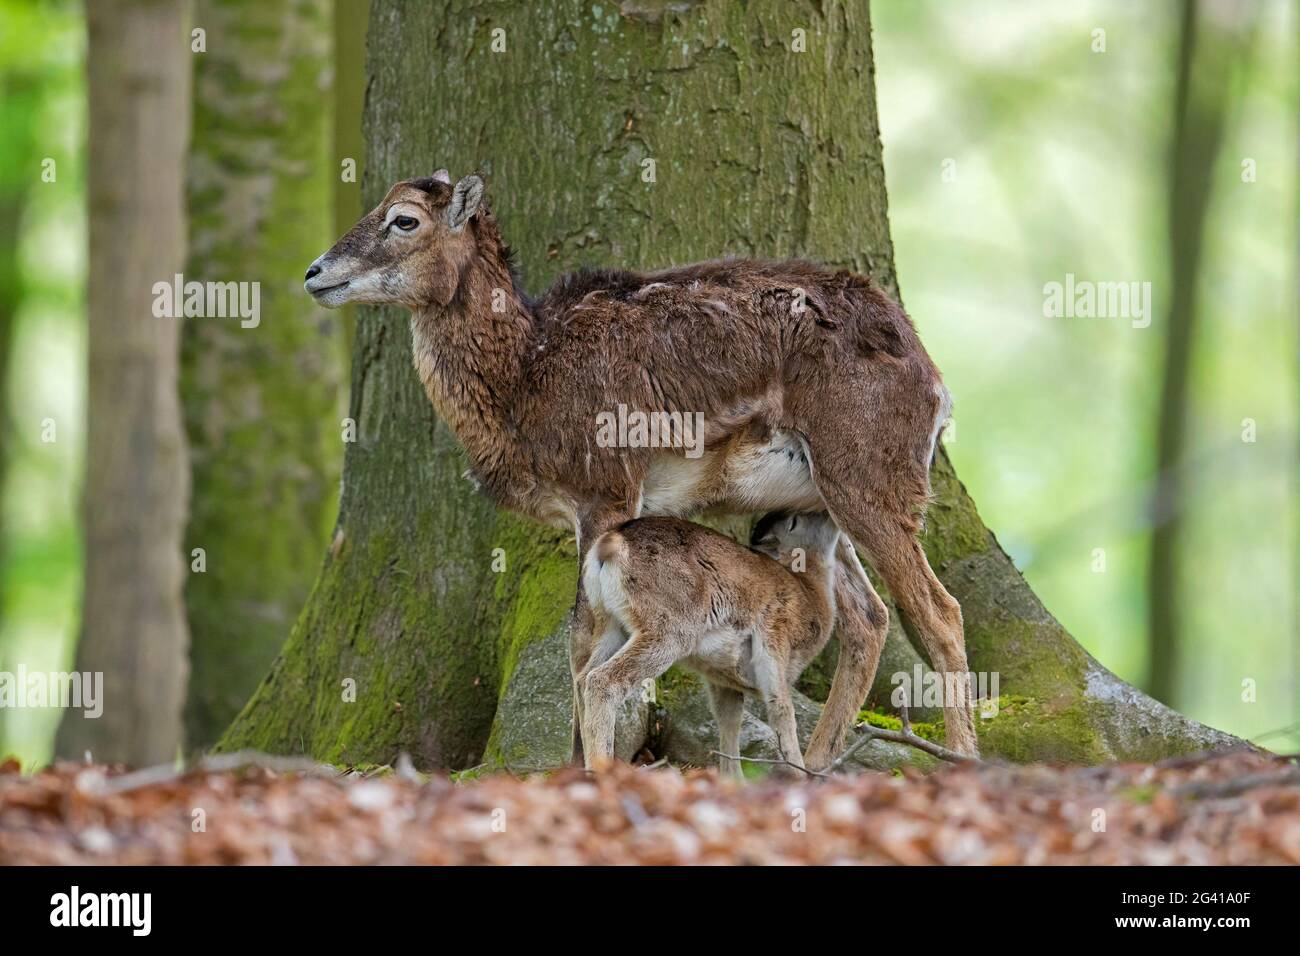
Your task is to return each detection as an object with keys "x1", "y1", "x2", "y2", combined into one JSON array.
[
  {"x1": 222, "y1": 0, "x2": 1240, "y2": 769},
  {"x1": 180, "y1": 0, "x2": 344, "y2": 749},
  {"x1": 56, "y1": 0, "x2": 191, "y2": 766},
  {"x1": 1147, "y1": 0, "x2": 1256, "y2": 707},
  {"x1": 332, "y1": 0, "x2": 368, "y2": 355}
]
